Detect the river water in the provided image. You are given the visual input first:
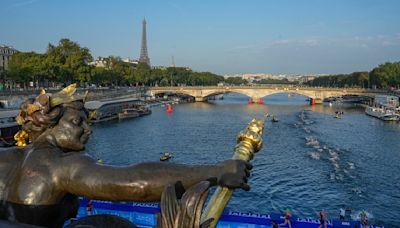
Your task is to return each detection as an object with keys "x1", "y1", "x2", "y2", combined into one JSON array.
[{"x1": 85, "y1": 93, "x2": 400, "y2": 227}]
